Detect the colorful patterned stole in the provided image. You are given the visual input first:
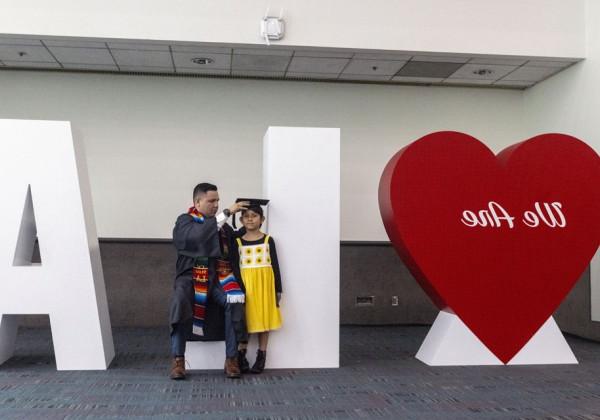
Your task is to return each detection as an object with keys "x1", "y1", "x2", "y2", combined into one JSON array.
[{"x1": 188, "y1": 207, "x2": 245, "y2": 337}]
